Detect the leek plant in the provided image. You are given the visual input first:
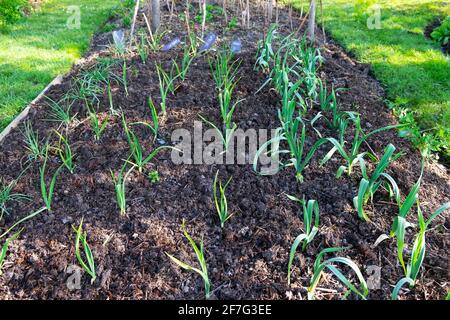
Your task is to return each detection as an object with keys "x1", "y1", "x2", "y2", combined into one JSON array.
[
  {"x1": 386, "y1": 167, "x2": 424, "y2": 275},
  {"x1": 198, "y1": 115, "x2": 235, "y2": 152},
  {"x1": 111, "y1": 162, "x2": 135, "y2": 216},
  {"x1": 155, "y1": 62, "x2": 178, "y2": 114},
  {"x1": 54, "y1": 130, "x2": 75, "y2": 174},
  {"x1": 254, "y1": 119, "x2": 327, "y2": 182},
  {"x1": 213, "y1": 170, "x2": 233, "y2": 228},
  {"x1": 308, "y1": 247, "x2": 369, "y2": 300},
  {"x1": 255, "y1": 24, "x2": 277, "y2": 73},
  {"x1": 107, "y1": 81, "x2": 119, "y2": 116},
  {"x1": 122, "y1": 115, "x2": 173, "y2": 173},
  {"x1": 137, "y1": 29, "x2": 149, "y2": 63},
  {"x1": 40, "y1": 146, "x2": 63, "y2": 212},
  {"x1": 353, "y1": 144, "x2": 402, "y2": 221},
  {"x1": 300, "y1": 47, "x2": 323, "y2": 102},
  {"x1": 166, "y1": 221, "x2": 211, "y2": 299},
  {"x1": 209, "y1": 49, "x2": 240, "y2": 91},
  {"x1": 392, "y1": 202, "x2": 450, "y2": 299},
  {"x1": 173, "y1": 43, "x2": 195, "y2": 82},
  {"x1": 86, "y1": 102, "x2": 109, "y2": 141},
  {"x1": 0, "y1": 229, "x2": 22, "y2": 275},
  {"x1": 205, "y1": 49, "x2": 242, "y2": 150},
  {"x1": 320, "y1": 115, "x2": 402, "y2": 177},
  {"x1": 122, "y1": 60, "x2": 128, "y2": 96},
  {"x1": 187, "y1": 31, "x2": 198, "y2": 56},
  {"x1": 287, "y1": 195, "x2": 319, "y2": 285},
  {"x1": 147, "y1": 96, "x2": 159, "y2": 139},
  {"x1": 73, "y1": 218, "x2": 96, "y2": 284},
  {"x1": 21, "y1": 121, "x2": 46, "y2": 161},
  {"x1": 146, "y1": 29, "x2": 167, "y2": 52}
]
